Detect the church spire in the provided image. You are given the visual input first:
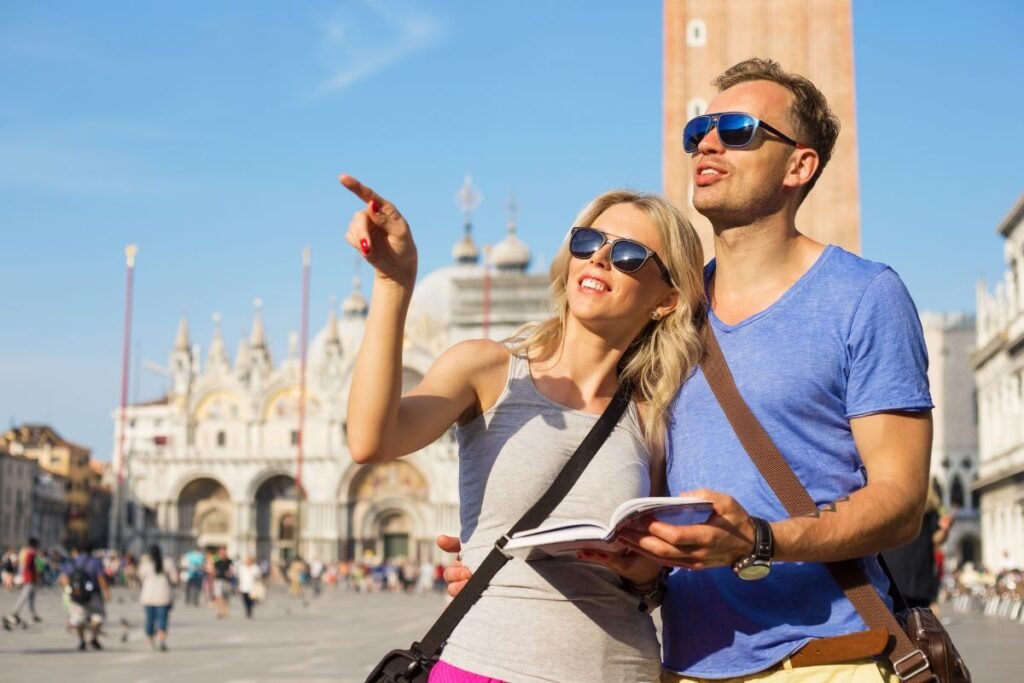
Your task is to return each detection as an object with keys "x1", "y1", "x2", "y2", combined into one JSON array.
[
  {"x1": 170, "y1": 312, "x2": 193, "y2": 397},
  {"x1": 452, "y1": 174, "x2": 482, "y2": 264},
  {"x1": 248, "y1": 298, "x2": 272, "y2": 378},
  {"x1": 207, "y1": 312, "x2": 230, "y2": 371},
  {"x1": 174, "y1": 314, "x2": 190, "y2": 351},
  {"x1": 250, "y1": 298, "x2": 266, "y2": 348},
  {"x1": 491, "y1": 190, "x2": 531, "y2": 272},
  {"x1": 342, "y1": 274, "x2": 368, "y2": 318},
  {"x1": 326, "y1": 296, "x2": 341, "y2": 344}
]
